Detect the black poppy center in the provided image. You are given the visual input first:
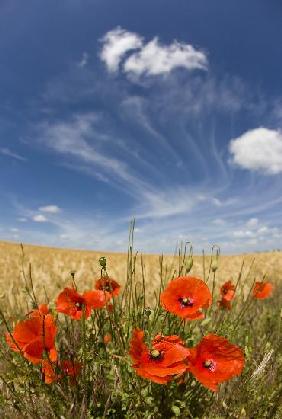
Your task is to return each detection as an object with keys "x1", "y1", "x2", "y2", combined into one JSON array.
[
  {"x1": 75, "y1": 301, "x2": 84, "y2": 310},
  {"x1": 102, "y1": 284, "x2": 112, "y2": 292},
  {"x1": 179, "y1": 296, "x2": 194, "y2": 308},
  {"x1": 150, "y1": 349, "x2": 163, "y2": 360},
  {"x1": 202, "y1": 359, "x2": 216, "y2": 372}
]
